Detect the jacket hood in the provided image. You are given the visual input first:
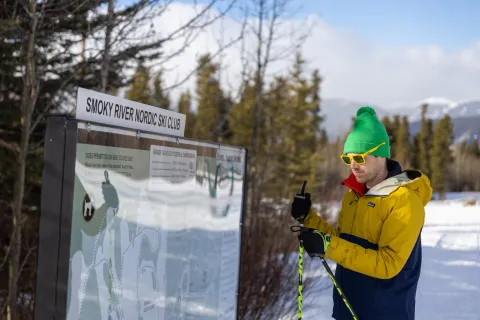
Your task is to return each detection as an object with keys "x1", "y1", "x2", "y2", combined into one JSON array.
[{"x1": 366, "y1": 170, "x2": 433, "y2": 206}]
